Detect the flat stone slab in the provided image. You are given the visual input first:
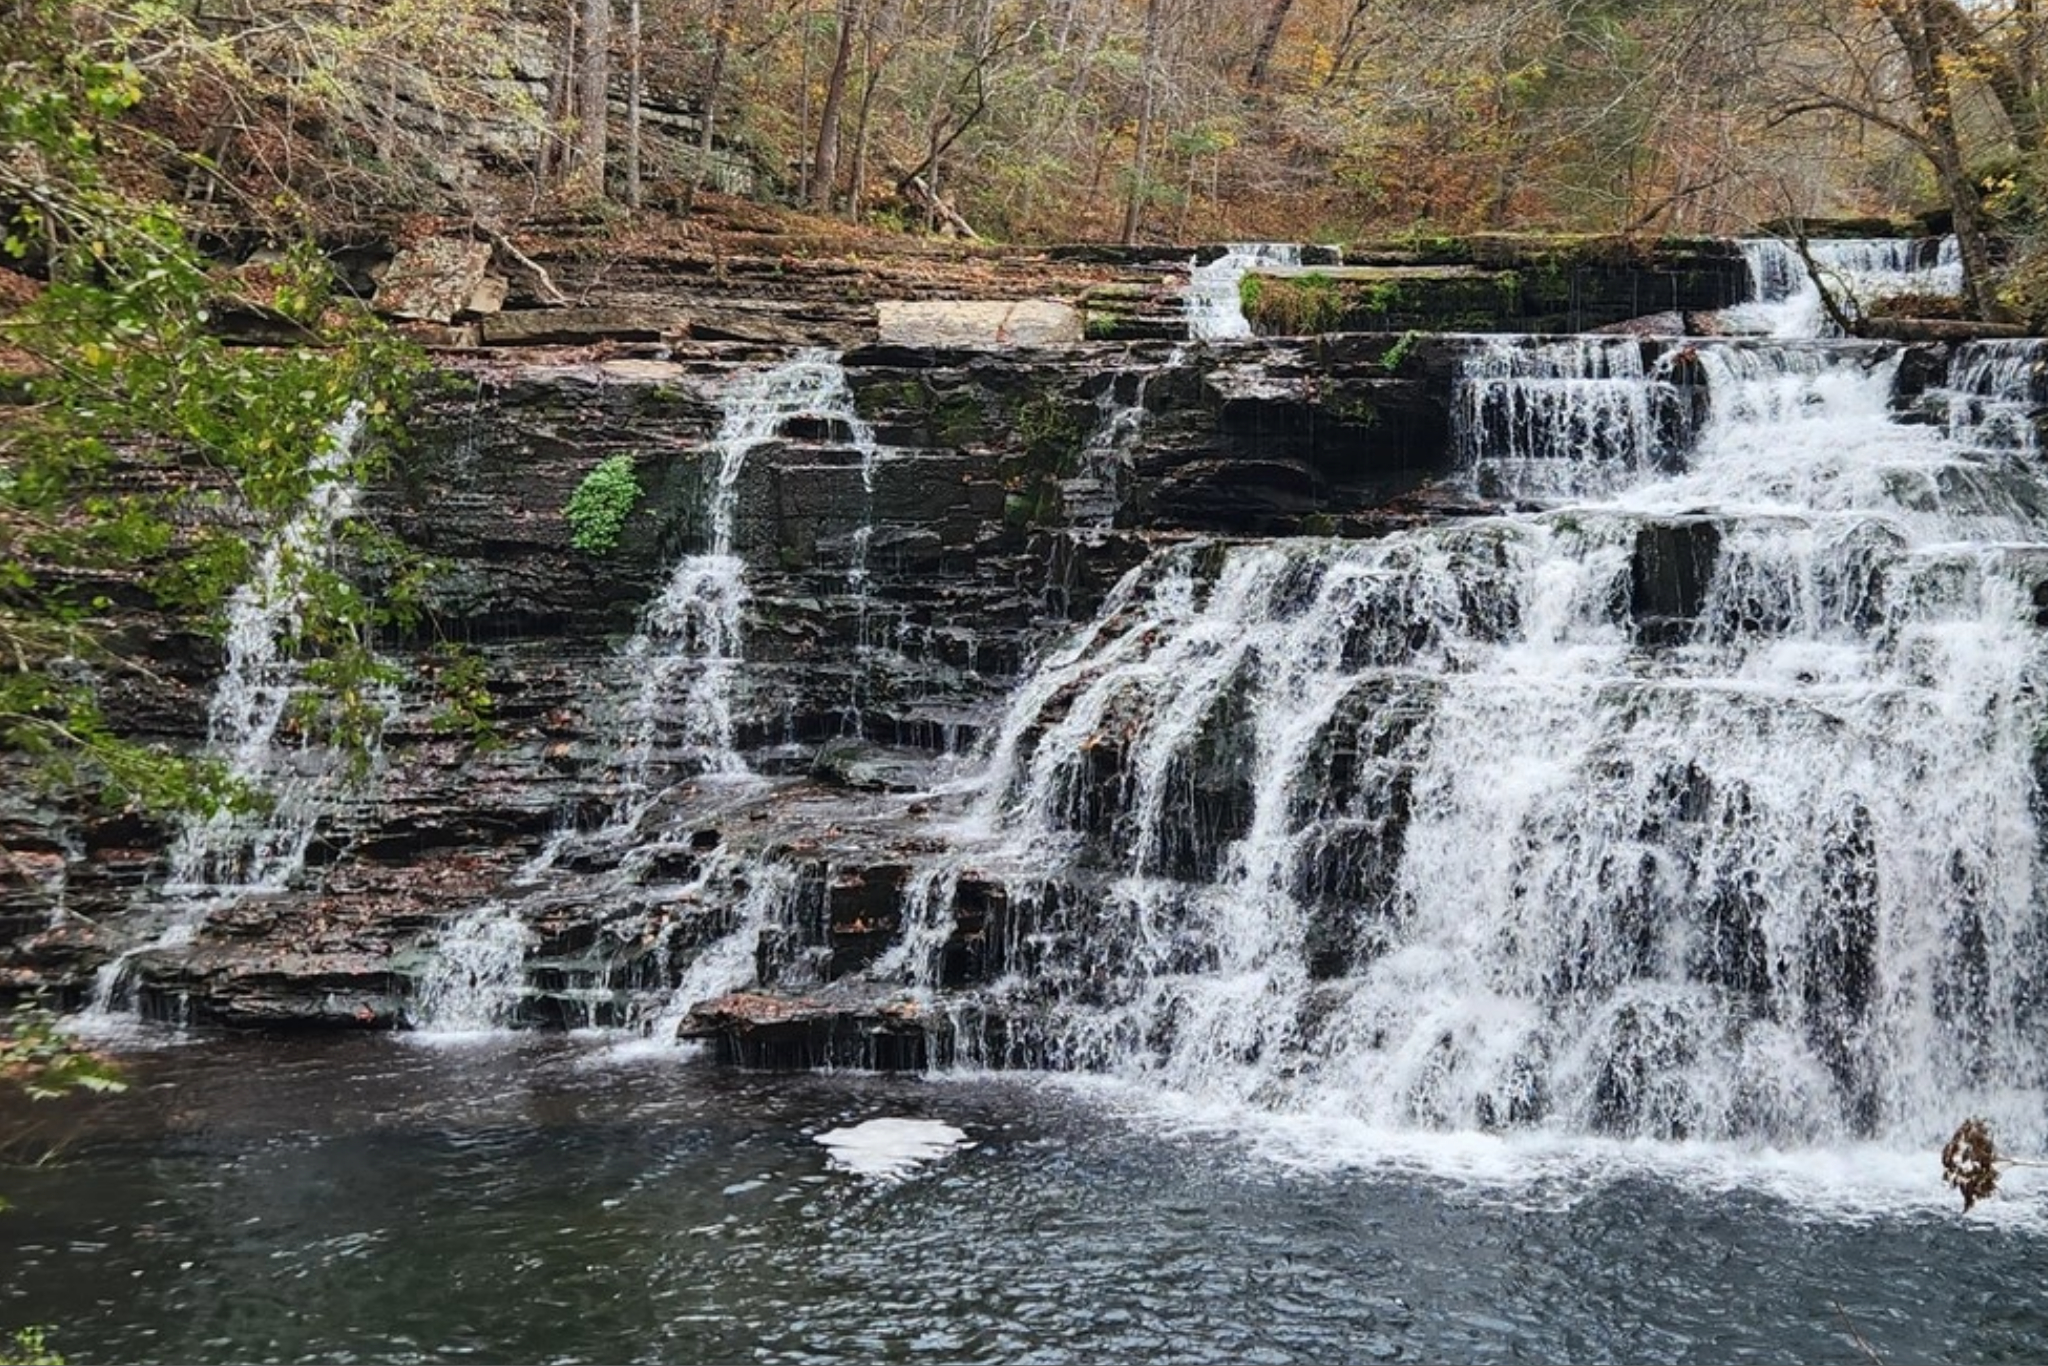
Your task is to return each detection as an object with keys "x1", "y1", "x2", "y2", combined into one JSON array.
[
  {"x1": 876, "y1": 299, "x2": 1082, "y2": 348},
  {"x1": 679, "y1": 988, "x2": 931, "y2": 1069},
  {"x1": 480, "y1": 307, "x2": 686, "y2": 346}
]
